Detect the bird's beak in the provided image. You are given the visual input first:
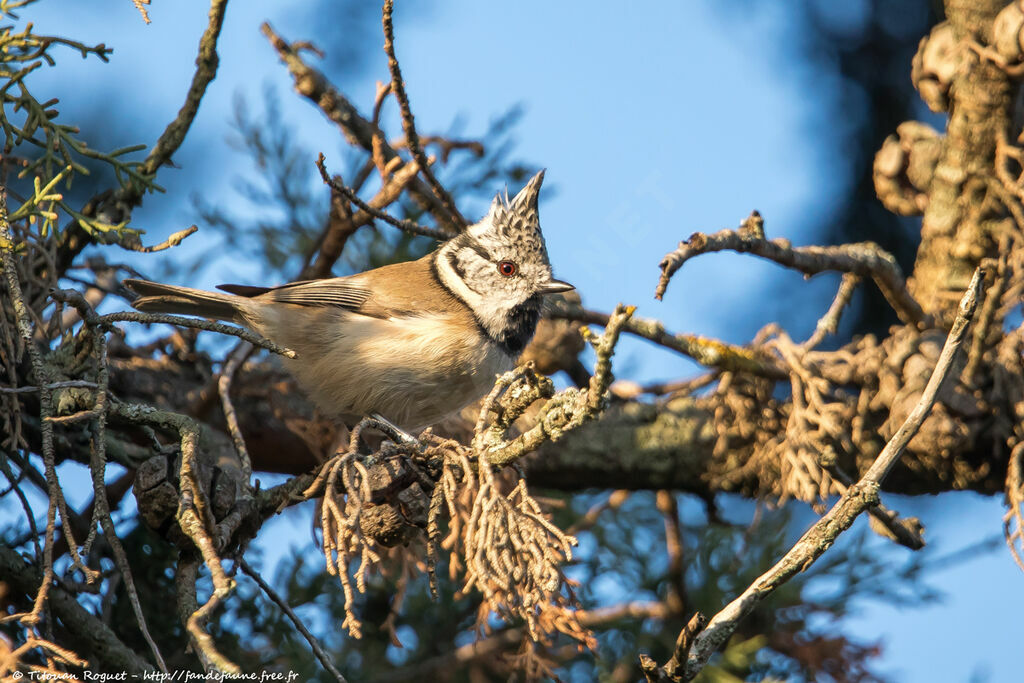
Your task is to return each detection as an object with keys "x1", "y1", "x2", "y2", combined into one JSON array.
[{"x1": 537, "y1": 279, "x2": 575, "y2": 295}]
